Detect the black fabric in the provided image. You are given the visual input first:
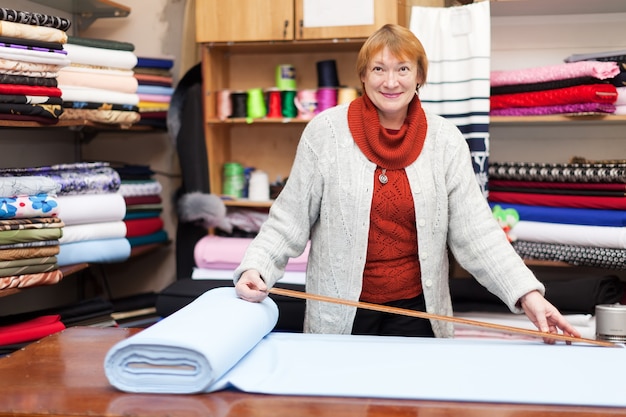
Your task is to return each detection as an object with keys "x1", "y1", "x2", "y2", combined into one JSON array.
[
  {"x1": 166, "y1": 63, "x2": 212, "y2": 280},
  {"x1": 450, "y1": 276, "x2": 625, "y2": 314},
  {"x1": 156, "y1": 279, "x2": 305, "y2": 332}
]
